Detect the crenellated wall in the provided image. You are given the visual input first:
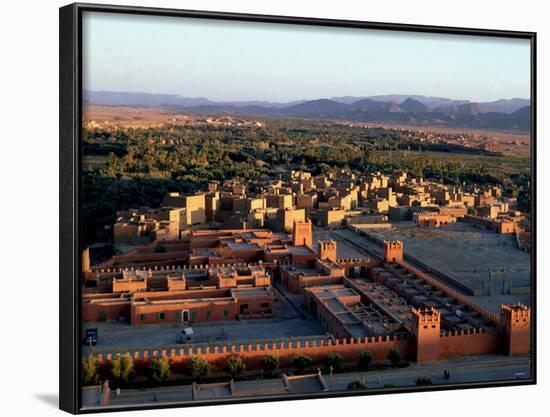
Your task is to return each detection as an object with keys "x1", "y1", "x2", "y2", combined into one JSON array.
[
  {"x1": 95, "y1": 335, "x2": 414, "y2": 371},
  {"x1": 439, "y1": 328, "x2": 500, "y2": 358}
]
